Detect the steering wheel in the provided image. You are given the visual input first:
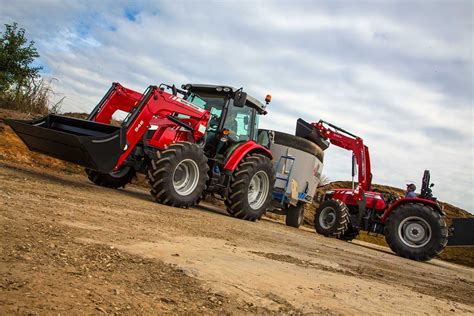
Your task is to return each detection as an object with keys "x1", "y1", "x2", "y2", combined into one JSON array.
[{"x1": 209, "y1": 114, "x2": 219, "y2": 129}]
